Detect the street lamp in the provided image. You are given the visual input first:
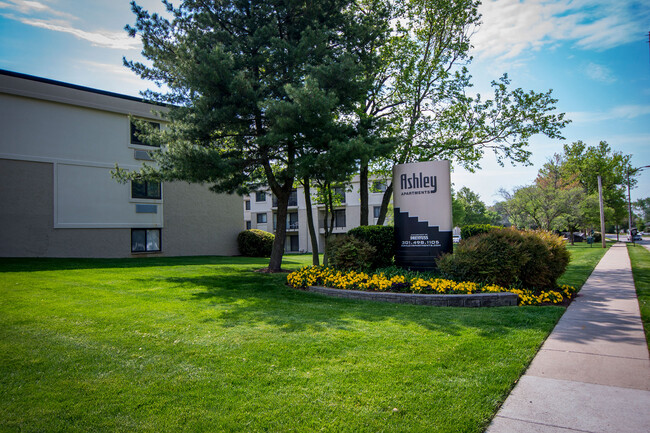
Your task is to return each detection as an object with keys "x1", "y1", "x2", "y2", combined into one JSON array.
[{"x1": 627, "y1": 165, "x2": 650, "y2": 244}]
